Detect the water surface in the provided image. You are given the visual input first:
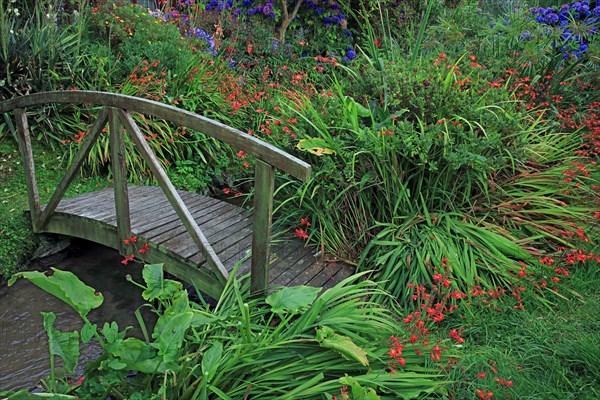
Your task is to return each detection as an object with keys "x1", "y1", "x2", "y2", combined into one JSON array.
[{"x1": 0, "y1": 242, "x2": 149, "y2": 392}]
